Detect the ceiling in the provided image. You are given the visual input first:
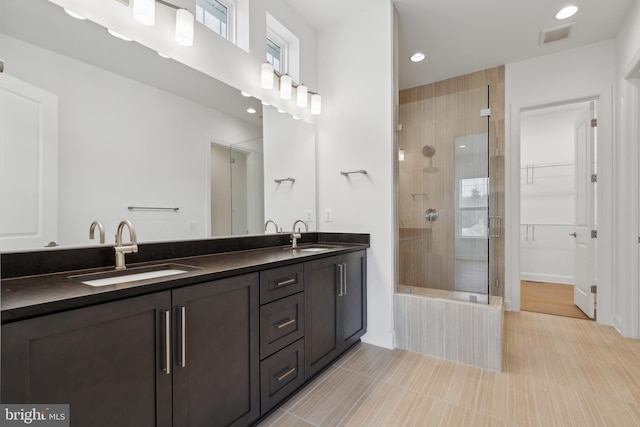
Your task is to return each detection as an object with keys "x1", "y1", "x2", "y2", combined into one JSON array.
[{"x1": 285, "y1": 0, "x2": 636, "y2": 90}]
